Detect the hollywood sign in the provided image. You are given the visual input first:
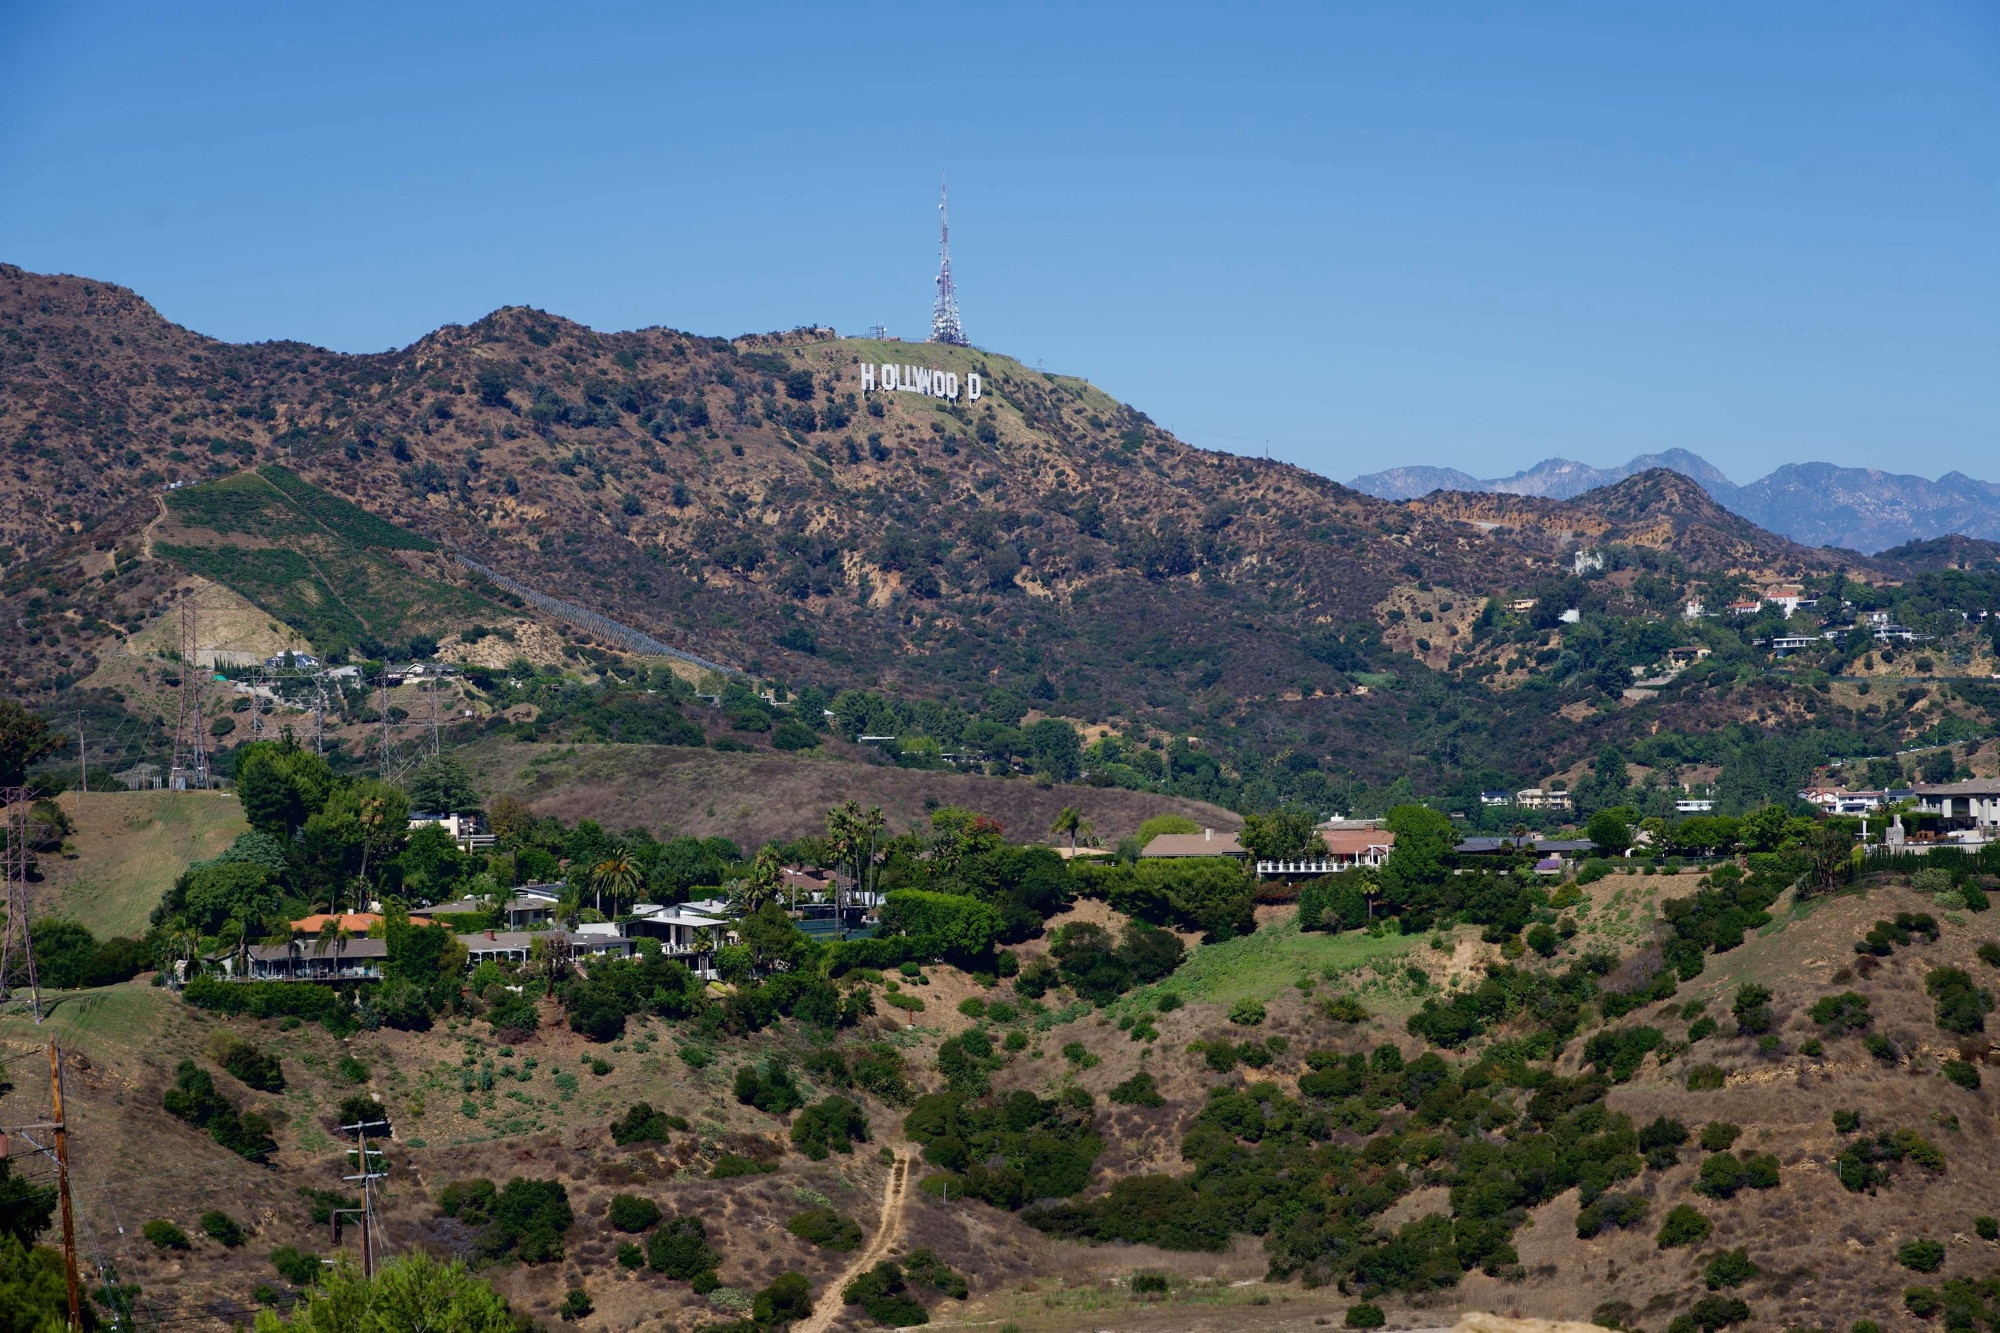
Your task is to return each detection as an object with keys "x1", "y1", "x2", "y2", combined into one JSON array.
[{"x1": 859, "y1": 362, "x2": 982, "y2": 402}]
